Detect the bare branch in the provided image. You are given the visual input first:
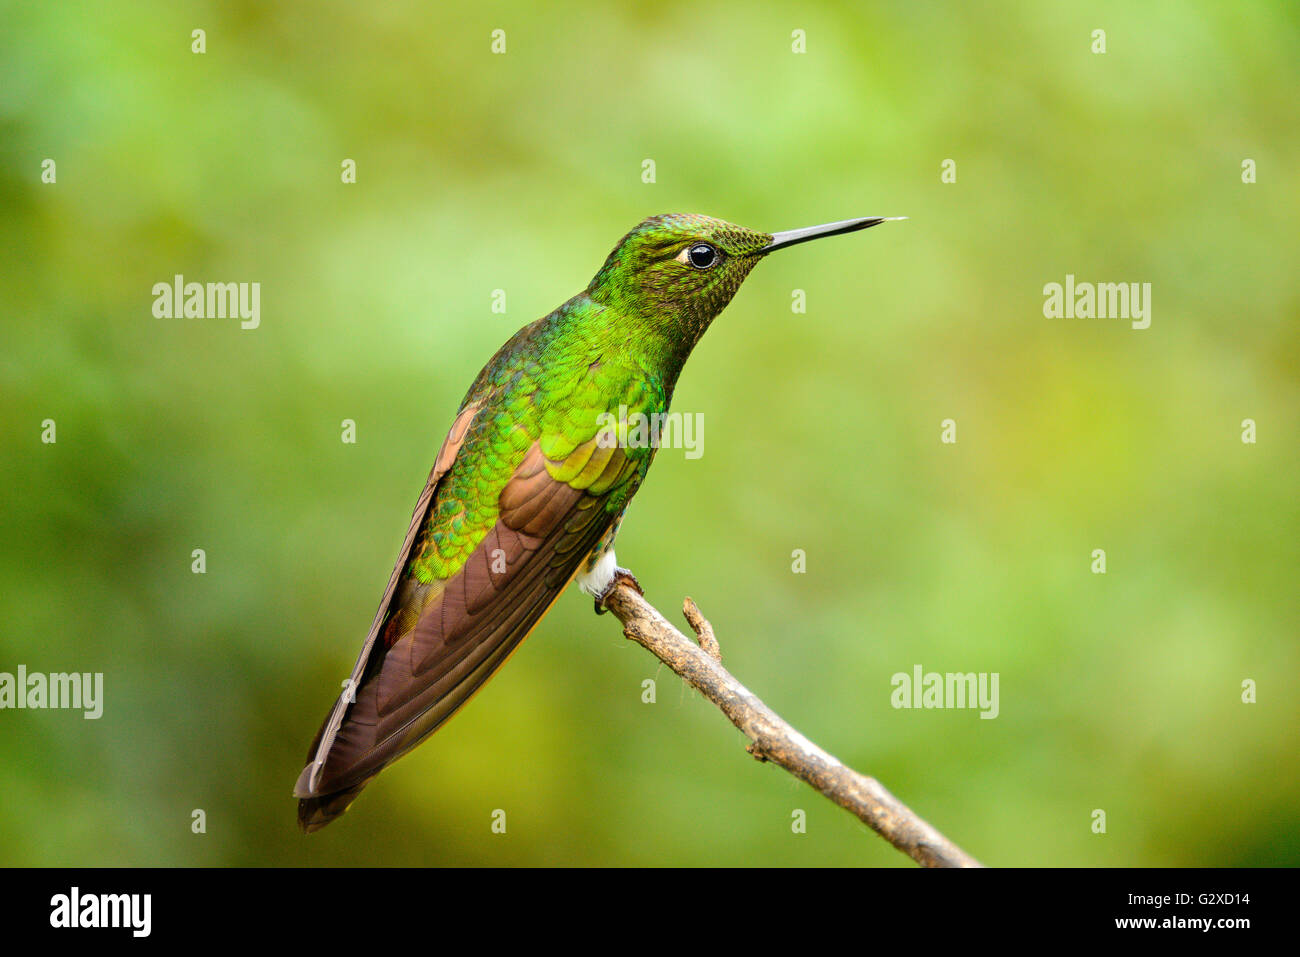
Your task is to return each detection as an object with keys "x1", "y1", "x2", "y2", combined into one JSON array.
[
  {"x1": 682, "y1": 596, "x2": 721, "y2": 662},
  {"x1": 602, "y1": 577, "x2": 983, "y2": 868}
]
